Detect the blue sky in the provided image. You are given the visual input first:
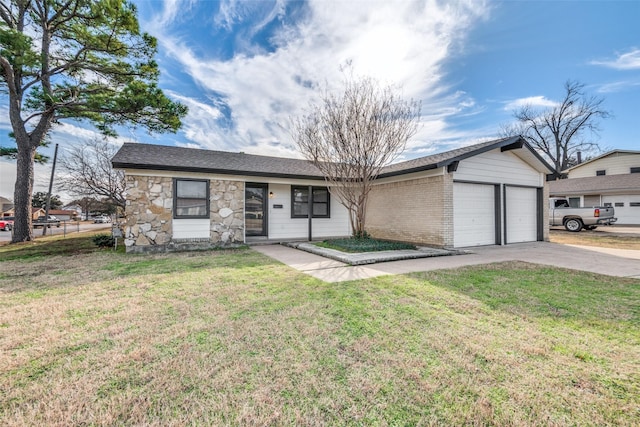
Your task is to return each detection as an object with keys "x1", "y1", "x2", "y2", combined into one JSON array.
[{"x1": 1, "y1": 0, "x2": 639, "y2": 199}]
